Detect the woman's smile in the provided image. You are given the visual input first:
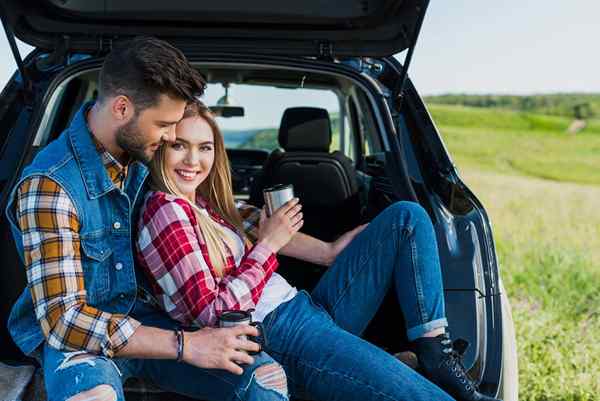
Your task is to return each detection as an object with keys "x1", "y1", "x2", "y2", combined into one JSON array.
[{"x1": 175, "y1": 169, "x2": 200, "y2": 181}]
